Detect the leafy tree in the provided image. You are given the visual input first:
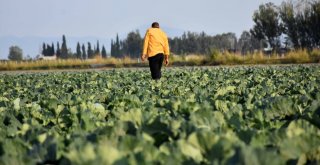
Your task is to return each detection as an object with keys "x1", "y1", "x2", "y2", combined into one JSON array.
[
  {"x1": 238, "y1": 31, "x2": 263, "y2": 54},
  {"x1": 280, "y1": 1, "x2": 307, "y2": 49},
  {"x1": 124, "y1": 30, "x2": 142, "y2": 58},
  {"x1": 250, "y1": 2, "x2": 282, "y2": 50},
  {"x1": 309, "y1": 1, "x2": 320, "y2": 48},
  {"x1": 8, "y1": 46, "x2": 23, "y2": 61},
  {"x1": 238, "y1": 31, "x2": 253, "y2": 55},
  {"x1": 296, "y1": 10, "x2": 313, "y2": 48},
  {"x1": 218, "y1": 33, "x2": 237, "y2": 51},
  {"x1": 280, "y1": 0, "x2": 320, "y2": 49}
]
